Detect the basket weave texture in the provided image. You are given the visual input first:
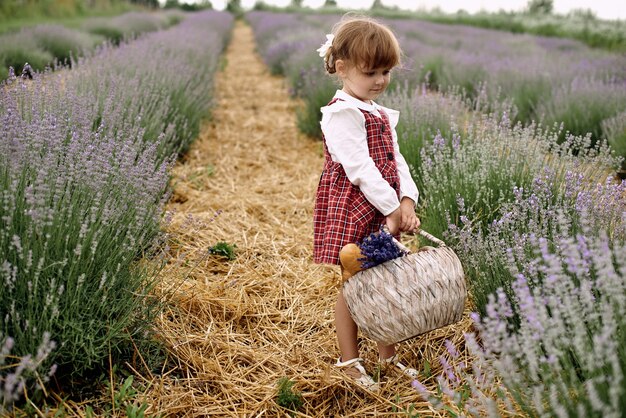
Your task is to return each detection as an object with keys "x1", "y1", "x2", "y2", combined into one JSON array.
[{"x1": 342, "y1": 230, "x2": 466, "y2": 345}]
